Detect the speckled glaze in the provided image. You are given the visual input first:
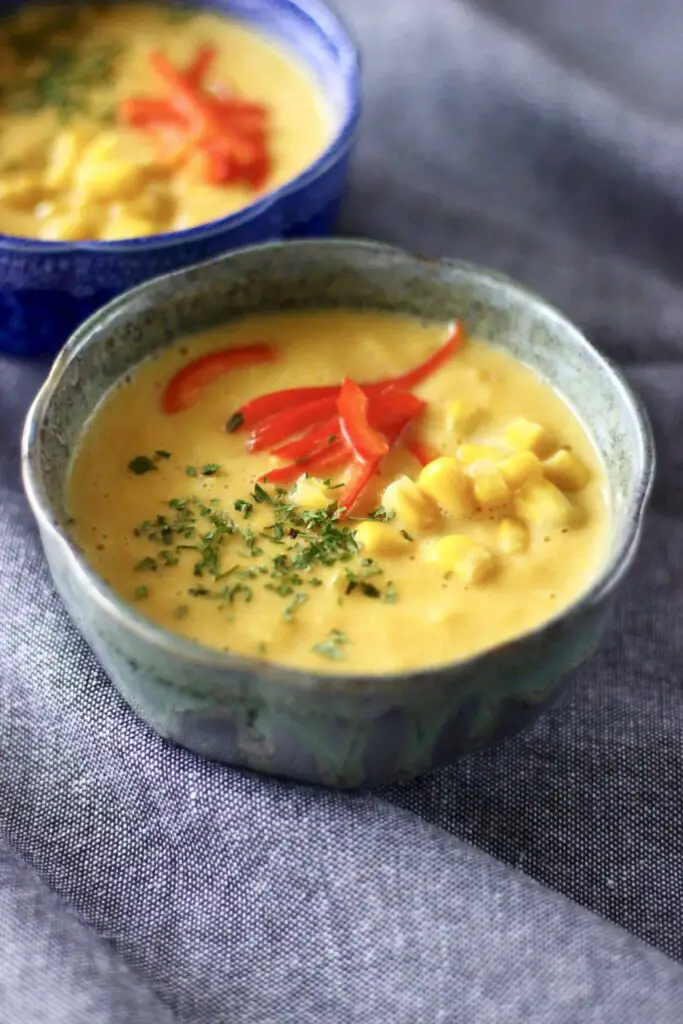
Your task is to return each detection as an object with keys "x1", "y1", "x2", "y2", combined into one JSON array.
[
  {"x1": 22, "y1": 240, "x2": 655, "y2": 788},
  {"x1": 0, "y1": 0, "x2": 360, "y2": 357}
]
